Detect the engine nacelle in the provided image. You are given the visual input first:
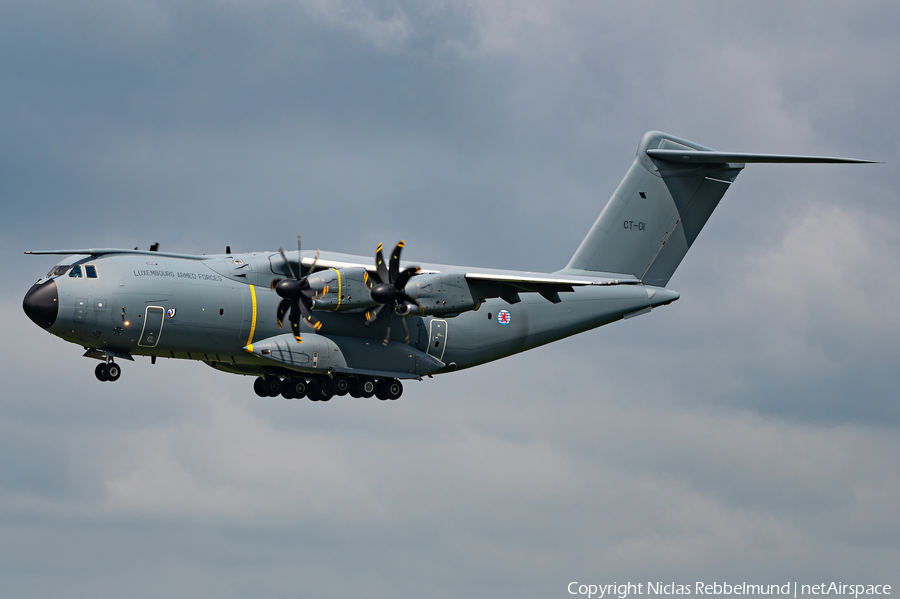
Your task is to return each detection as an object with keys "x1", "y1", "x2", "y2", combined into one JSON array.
[
  {"x1": 403, "y1": 273, "x2": 479, "y2": 316},
  {"x1": 306, "y1": 268, "x2": 379, "y2": 312}
]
